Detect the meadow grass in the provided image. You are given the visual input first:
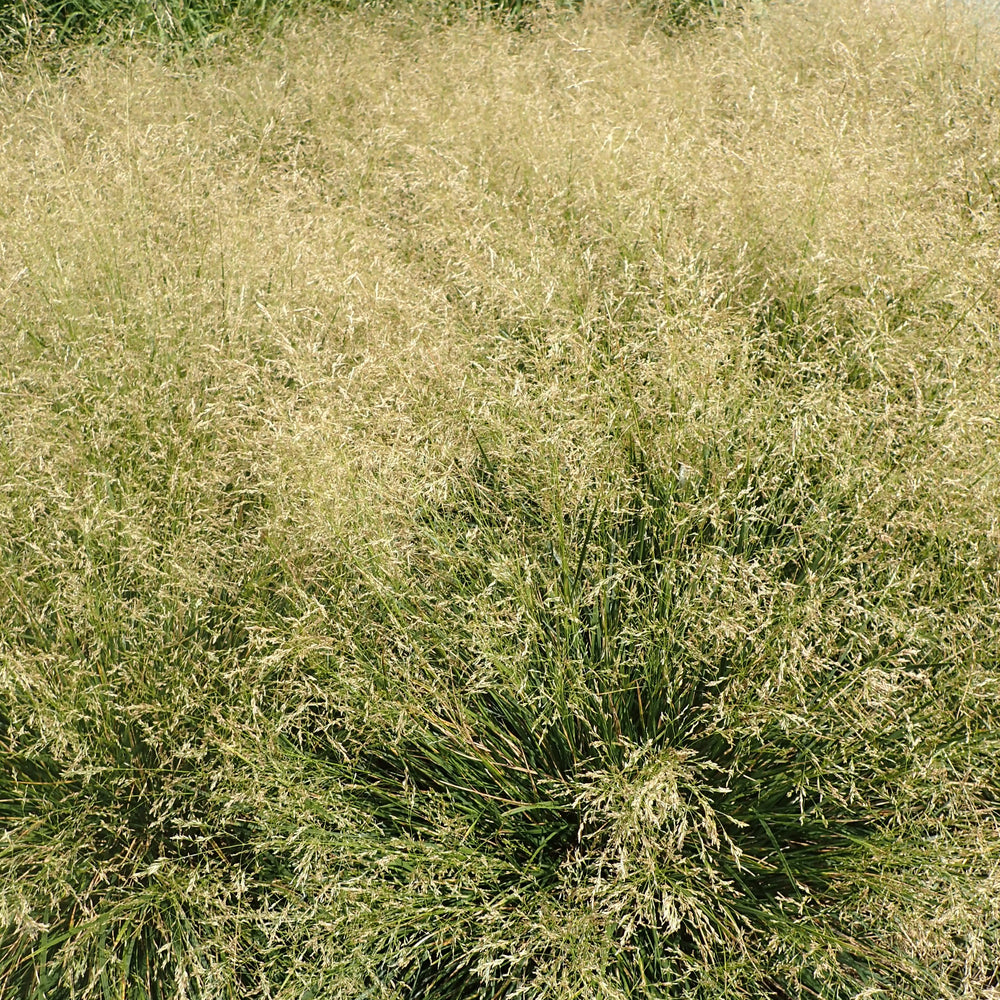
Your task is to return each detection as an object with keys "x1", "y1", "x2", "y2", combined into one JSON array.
[
  {"x1": 1, "y1": 0, "x2": 605, "y2": 59},
  {"x1": 2, "y1": 0, "x2": 1000, "y2": 996}
]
